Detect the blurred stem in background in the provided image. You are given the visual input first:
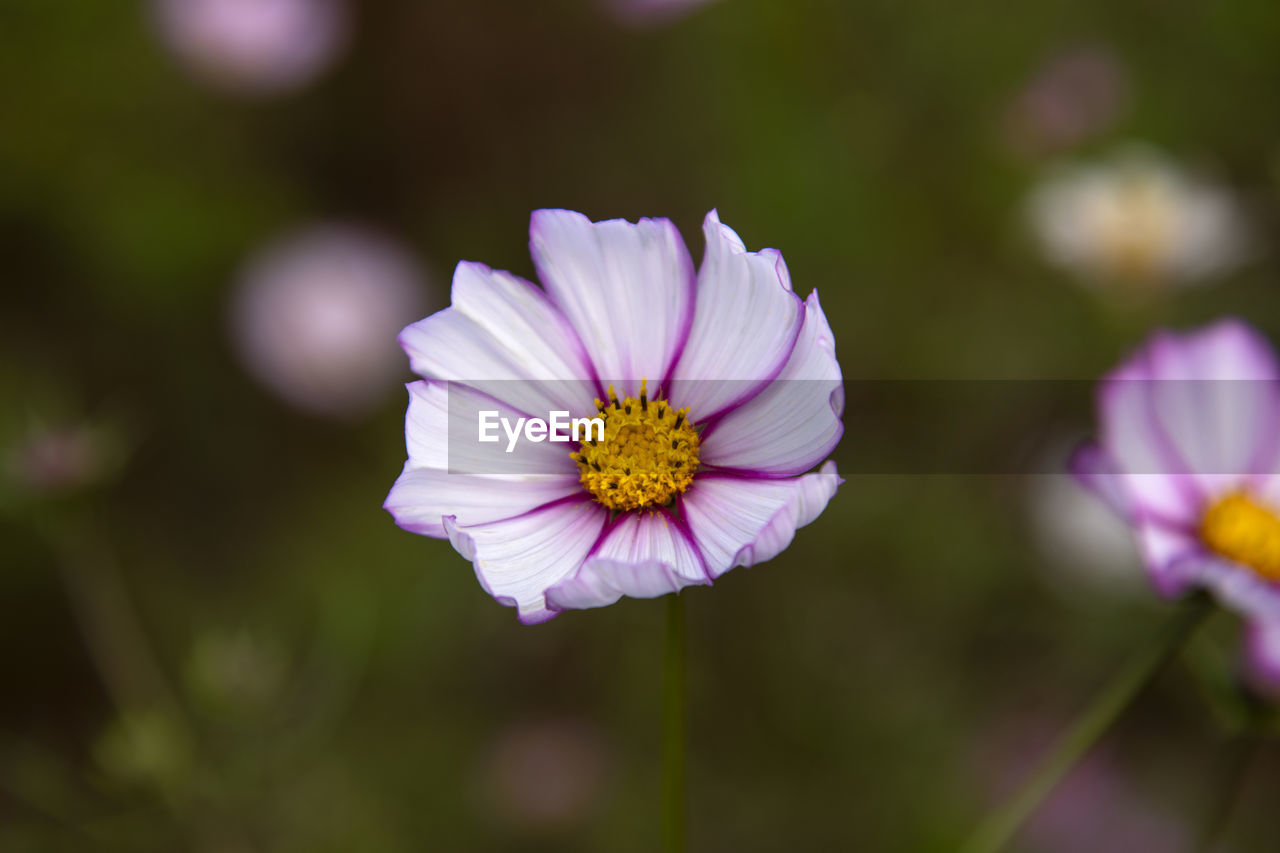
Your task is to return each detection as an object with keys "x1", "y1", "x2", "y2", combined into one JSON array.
[
  {"x1": 43, "y1": 514, "x2": 183, "y2": 722},
  {"x1": 35, "y1": 512, "x2": 218, "y2": 846},
  {"x1": 961, "y1": 593, "x2": 1213, "y2": 853},
  {"x1": 663, "y1": 592, "x2": 686, "y2": 853},
  {"x1": 1193, "y1": 731, "x2": 1262, "y2": 853}
]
